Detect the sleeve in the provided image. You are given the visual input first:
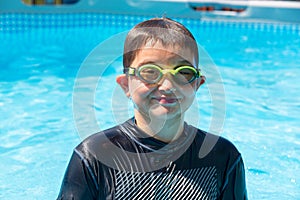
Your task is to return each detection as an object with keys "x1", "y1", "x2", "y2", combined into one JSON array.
[
  {"x1": 220, "y1": 155, "x2": 248, "y2": 200},
  {"x1": 57, "y1": 149, "x2": 99, "y2": 200}
]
